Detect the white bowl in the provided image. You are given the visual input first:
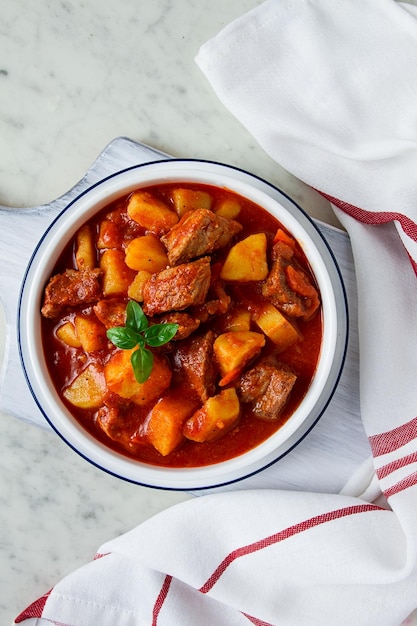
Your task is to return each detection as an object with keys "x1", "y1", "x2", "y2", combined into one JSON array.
[{"x1": 18, "y1": 159, "x2": 347, "y2": 490}]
